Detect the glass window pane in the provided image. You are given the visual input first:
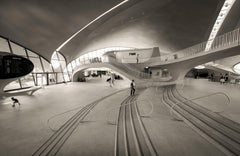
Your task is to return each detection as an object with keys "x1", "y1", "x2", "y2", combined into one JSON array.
[
  {"x1": 0, "y1": 38, "x2": 10, "y2": 52},
  {"x1": 51, "y1": 52, "x2": 58, "y2": 60},
  {"x1": 67, "y1": 64, "x2": 72, "y2": 72},
  {"x1": 29, "y1": 57, "x2": 43, "y2": 73},
  {"x1": 52, "y1": 61, "x2": 61, "y2": 72},
  {"x1": 4, "y1": 80, "x2": 21, "y2": 91},
  {"x1": 48, "y1": 73, "x2": 56, "y2": 85},
  {"x1": 71, "y1": 61, "x2": 76, "y2": 69},
  {"x1": 10, "y1": 42, "x2": 26, "y2": 56},
  {"x1": 36, "y1": 74, "x2": 47, "y2": 86},
  {"x1": 57, "y1": 52, "x2": 65, "y2": 61},
  {"x1": 41, "y1": 58, "x2": 53, "y2": 72},
  {"x1": 20, "y1": 74, "x2": 35, "y2": 88},
  {"x1": 59, "y1": 60, "x2": 66, "y2": 71},
  {"x1": 64, "y1": 73, "x2": 70, "y2": 82},
  {"x1": 57, "y1": 73, "x2": 64, "y2": 83},
  {"x1": 76, "y1": 58, "x2": 80, "y2": 66},
  {"x1": 27, "y1": 50, "x2": 38, "y2": 57}
]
